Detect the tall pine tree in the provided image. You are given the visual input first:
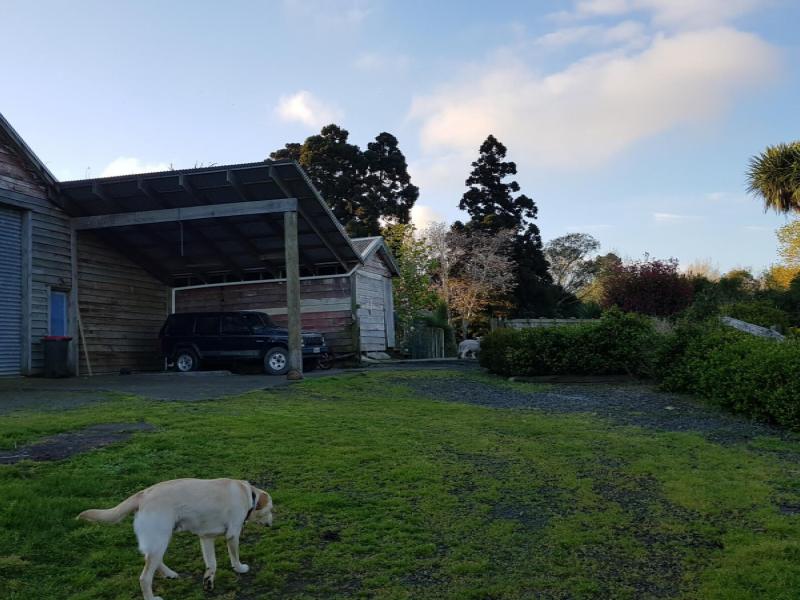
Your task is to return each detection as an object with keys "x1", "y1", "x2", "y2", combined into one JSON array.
[
  {"x1": 360, "y1": 132, "x2": 419, "y2": 234},
  {"x1": 269, "y1": 126, "x2": 417, "y2": 237},
  {"x1": 456, "y1": 135, "x2": 552, "y2": 316}
]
